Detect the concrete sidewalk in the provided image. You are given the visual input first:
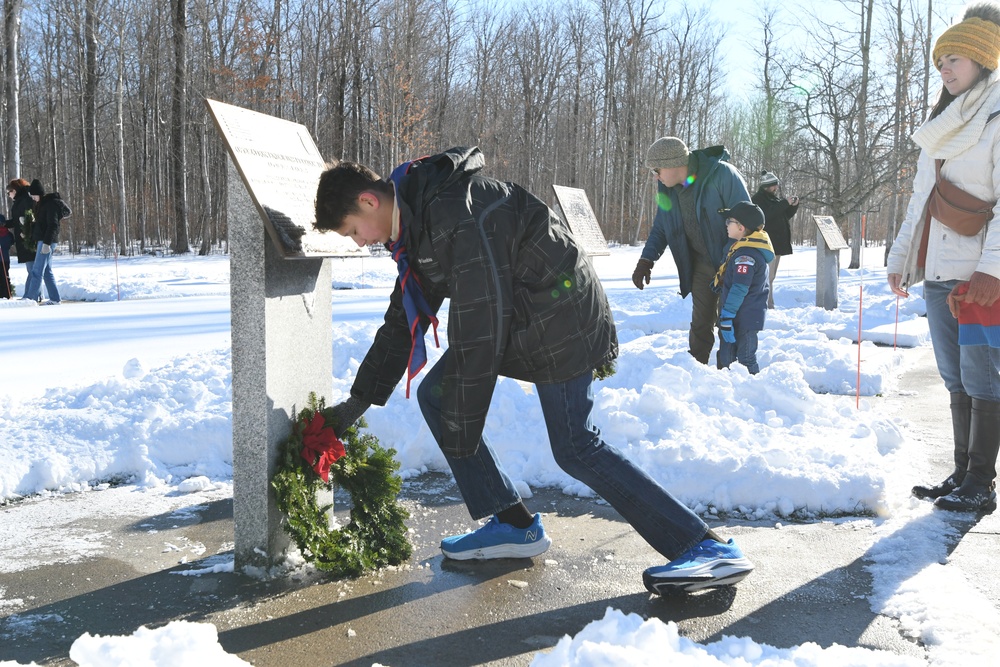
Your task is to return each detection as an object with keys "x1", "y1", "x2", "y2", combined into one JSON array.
[{"x1": 2, "y1": 347, "x2": 998, "y2": 666}]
